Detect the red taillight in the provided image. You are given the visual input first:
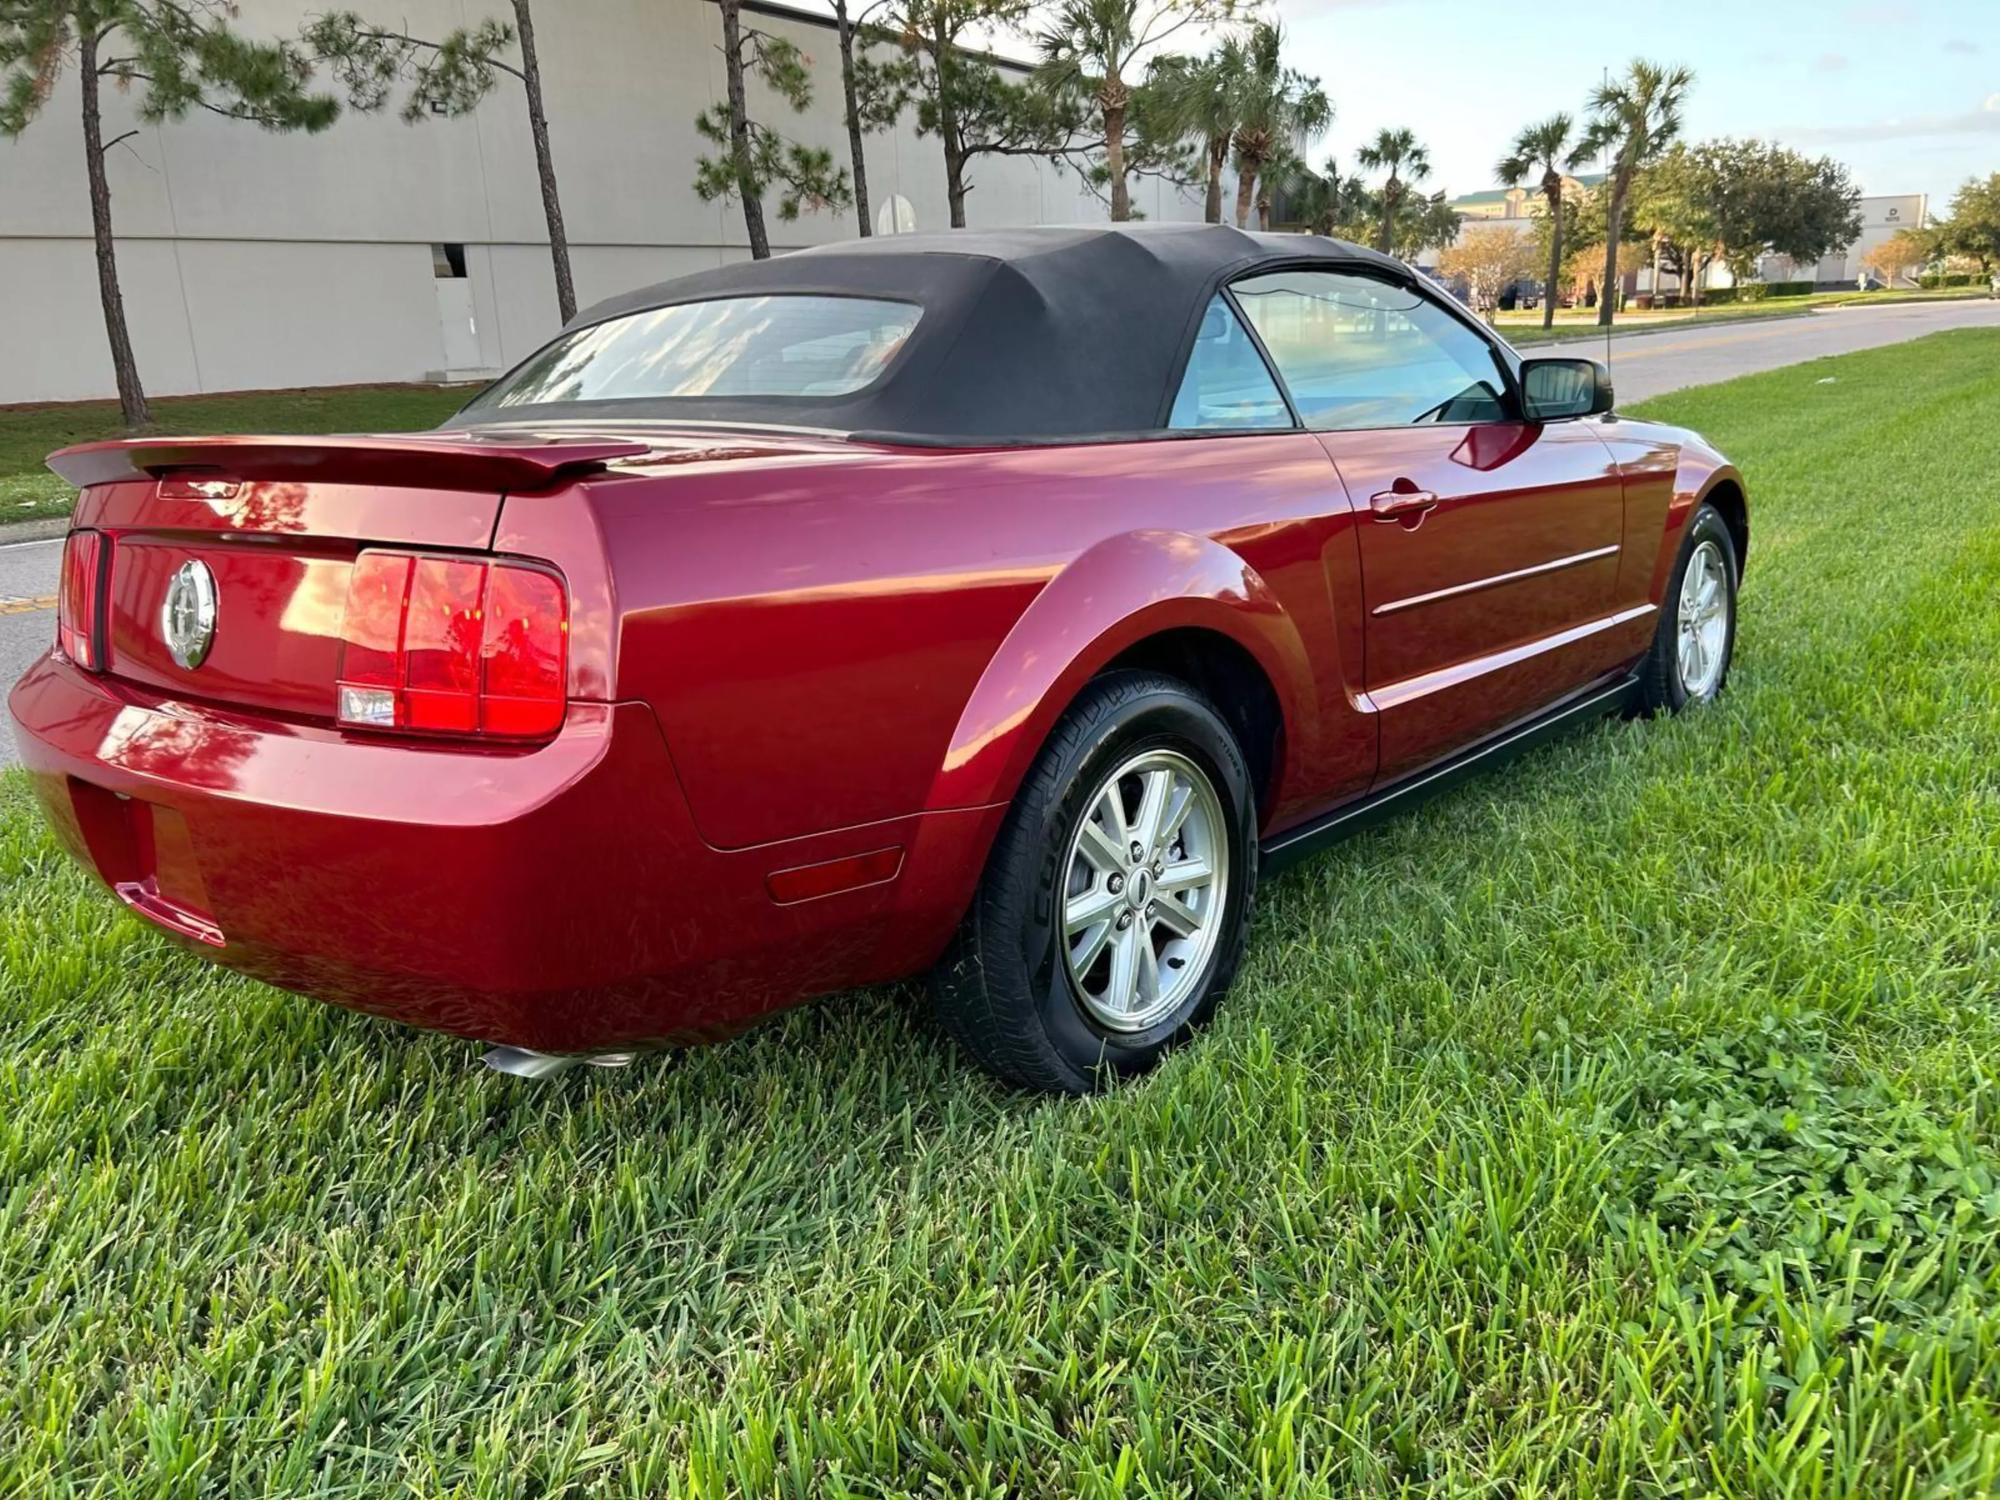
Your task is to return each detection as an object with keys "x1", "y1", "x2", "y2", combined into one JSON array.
[
  {"x1": 336, "y1": 550, "x2": 568, "y2": 741},
  {"x1": 479, "y1": 565, "x2": 568, "y2": 738},
  {"x1": 402, "y1": 557, "x2": 485, "y2": 733},
  {"x1": 57, "y1": 529, "x2": 105, "y2": 670}
]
